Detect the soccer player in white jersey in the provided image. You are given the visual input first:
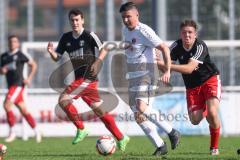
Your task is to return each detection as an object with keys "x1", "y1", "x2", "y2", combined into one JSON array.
[{"x1": 119, "y1": 2, "x2": 180, "y2": 156}]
